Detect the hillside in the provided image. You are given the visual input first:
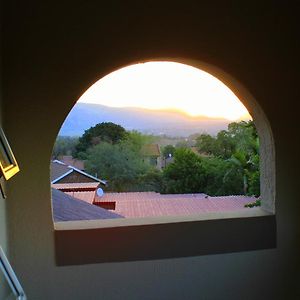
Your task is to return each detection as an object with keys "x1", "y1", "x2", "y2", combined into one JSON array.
[{"x1": 59, "y1": 103, "x2": 231, "y2": 137}]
